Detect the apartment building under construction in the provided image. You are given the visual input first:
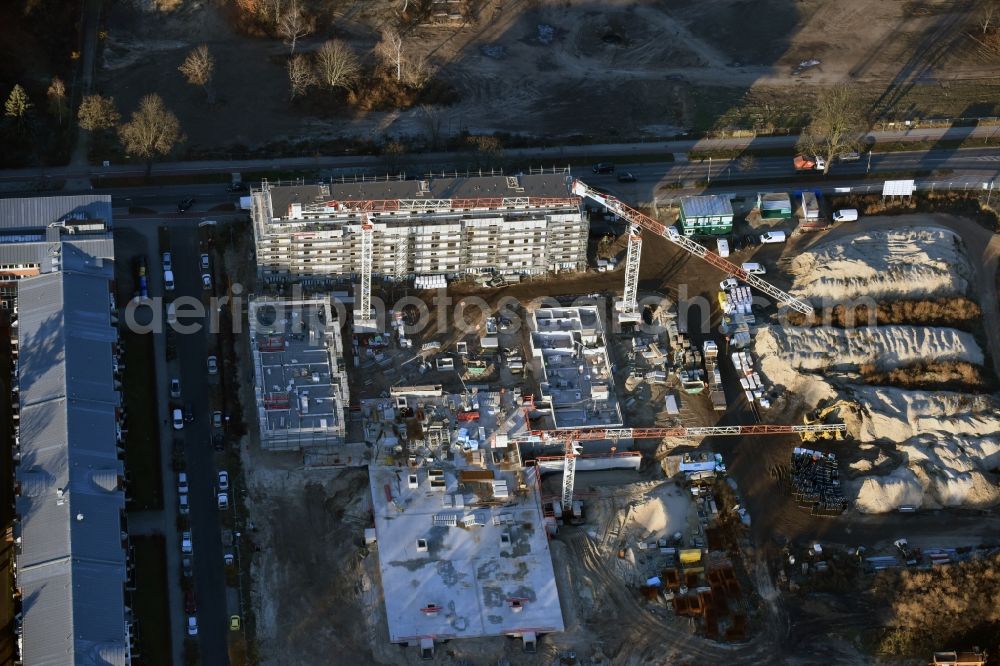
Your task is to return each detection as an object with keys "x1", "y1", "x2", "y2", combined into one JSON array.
[{"x1": 250, "y1": 173, "x2": 588, "y2": 282}]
